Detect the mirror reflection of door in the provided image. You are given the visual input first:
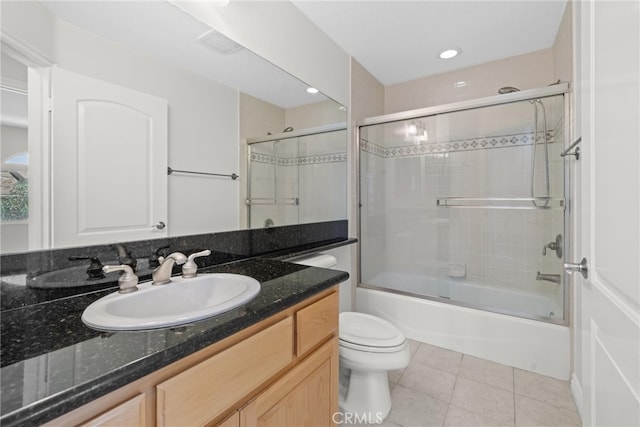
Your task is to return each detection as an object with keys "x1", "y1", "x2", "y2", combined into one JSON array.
[
  {"x1": 1, "y1": 60, "x2": 169, "y2": 251},
  {"x1": 50, "y1": 68, "x2": 168, "y2": 248}
]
